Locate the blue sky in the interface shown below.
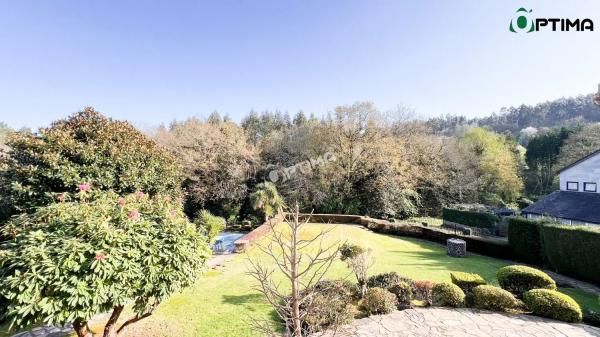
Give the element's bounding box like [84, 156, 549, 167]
[1, 0, 599, 129]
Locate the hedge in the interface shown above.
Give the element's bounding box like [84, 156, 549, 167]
[442, 208, 500, 229]
[472, 285, 521, 312]
[541, 225, 600, 285]
[507, 218, 545, 265]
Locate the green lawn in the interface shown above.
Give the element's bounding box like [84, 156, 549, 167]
[2, 223, 599, 337]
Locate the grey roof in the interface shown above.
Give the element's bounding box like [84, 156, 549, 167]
[522, 191, 600, 224]
[557, 148, 600, 173]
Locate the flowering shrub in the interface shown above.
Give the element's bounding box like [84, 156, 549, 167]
[413, 280, 437, 306]
[0, 190, 209, 337]
[0, 108, 182, 224]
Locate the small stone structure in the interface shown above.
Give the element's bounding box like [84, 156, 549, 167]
[447, 238, 467, 257]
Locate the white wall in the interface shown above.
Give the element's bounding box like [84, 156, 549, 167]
[559, 151, 600, 193]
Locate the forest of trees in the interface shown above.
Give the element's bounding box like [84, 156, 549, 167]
[1, 91, 599, 223]
[427, 93, 599, 141]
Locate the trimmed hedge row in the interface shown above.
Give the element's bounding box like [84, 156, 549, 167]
[507, 218, 545, 264]
[508, 218, 600, 285]
[542, 225, 600, 285]
[442, 208, 500, 229]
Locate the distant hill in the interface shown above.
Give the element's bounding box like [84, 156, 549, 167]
[427, 93, 600, 138]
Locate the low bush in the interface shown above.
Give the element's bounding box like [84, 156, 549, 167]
[388, 281, 413, 309]
[413, 280, 437, 306]
[432, 283, 465, 307]
[450, 272, 486, 293]
[367, 272, 400, 289]
[360, 288, 397, 315]
[339, 243, 366, 262]
[472, 285, 520, 312]
[523, 289, 582, 323]
[442, 208, 499, 229]
[507, 217, 545, 264]
[542, 225, 600, 285]
[497, 265, 556, 297]
[195, 209, 226, 242]
[300, 279, 358, 332]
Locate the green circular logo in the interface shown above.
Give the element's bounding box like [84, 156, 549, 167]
[510, 8, 534, 33]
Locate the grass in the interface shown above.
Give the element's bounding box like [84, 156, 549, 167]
[2, 223, 599, 336]
[406, 216, 443, 227]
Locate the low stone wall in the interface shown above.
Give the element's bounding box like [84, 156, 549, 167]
[233, 214, 284, 252]
[234, 212, 511, 259]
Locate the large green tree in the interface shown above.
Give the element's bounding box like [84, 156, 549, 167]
[460, 127, 523, 205]
[556, 123, 600, 171]
[0, 108, 182, 223]
[525, 126, 576, 195]
[0, 190, 209, 337]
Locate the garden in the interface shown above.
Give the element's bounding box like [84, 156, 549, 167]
[1, 109, 599, 337]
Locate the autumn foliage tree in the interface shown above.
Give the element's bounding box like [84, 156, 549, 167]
[0, 189, 209, 337]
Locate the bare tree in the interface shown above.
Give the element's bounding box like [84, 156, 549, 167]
[246, 205, 340, 337]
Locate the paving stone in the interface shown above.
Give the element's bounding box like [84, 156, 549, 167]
[313, 308, 600, 337]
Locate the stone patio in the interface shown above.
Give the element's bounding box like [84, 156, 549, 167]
[315, 308, 600, 337]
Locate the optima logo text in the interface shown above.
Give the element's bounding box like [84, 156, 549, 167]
[509, 8, 594, 33]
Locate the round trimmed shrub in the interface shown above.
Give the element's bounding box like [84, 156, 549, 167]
[367, 272, 400, 289]
[472, 285, 520, 312]
[388, 281, 413, 309]
[300, 279, 358, 332]
[360, 288, 398, 315]
[450, 272, 486, 293]
[432, 282, 466, 307]
[497, 265, 556, 297]
[523, 289, 582, 323]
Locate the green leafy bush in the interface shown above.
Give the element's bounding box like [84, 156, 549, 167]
[388, 281, 413, 309]
[541, 225, 600, 285]
[0, 190, 209, 334]
[339, 243, 366, 262]
[450, 272, 486, 293]
[0, 108, 182, 224]
[497, 265, 556, 297]
[367, 272, 401, 289]
[442, 208, 499, 229]
[472, 285, 520, 312]
[413, 280, 437, 306]
[300, 280, 357, 333]
[523, 289, 582, 323]
[195, 209, 226, 242]
[508, 217, 545, 264]
[360, 288, 397, 315]
[432, 282, 465, 307]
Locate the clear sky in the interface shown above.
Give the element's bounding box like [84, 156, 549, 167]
[1, 0, 599, 129]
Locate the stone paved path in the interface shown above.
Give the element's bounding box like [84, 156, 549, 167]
[315, 308, 600, 337]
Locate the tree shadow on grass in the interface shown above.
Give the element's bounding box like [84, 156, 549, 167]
[221, 293, 284, 332]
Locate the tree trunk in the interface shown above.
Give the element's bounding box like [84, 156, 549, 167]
[73, 318, 93, 337]
[103, 305, 124, 337]
[290, 209, 302, 337]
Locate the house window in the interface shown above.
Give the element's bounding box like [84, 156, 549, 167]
[566, 181, 579, 191]
[584, 182, 597, 192]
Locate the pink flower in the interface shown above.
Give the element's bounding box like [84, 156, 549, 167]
[78, 183, 91, 192]
[136, 191, 145, 198]
[95, 252, 107, 261]
[117, 197, 126, 206]
[170, 210, 177, 218]
[128, 209, 140, 220]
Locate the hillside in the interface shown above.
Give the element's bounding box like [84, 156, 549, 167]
[427, 93, 600, 137]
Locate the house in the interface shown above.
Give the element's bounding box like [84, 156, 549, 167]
[522, 148, 600, 226]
